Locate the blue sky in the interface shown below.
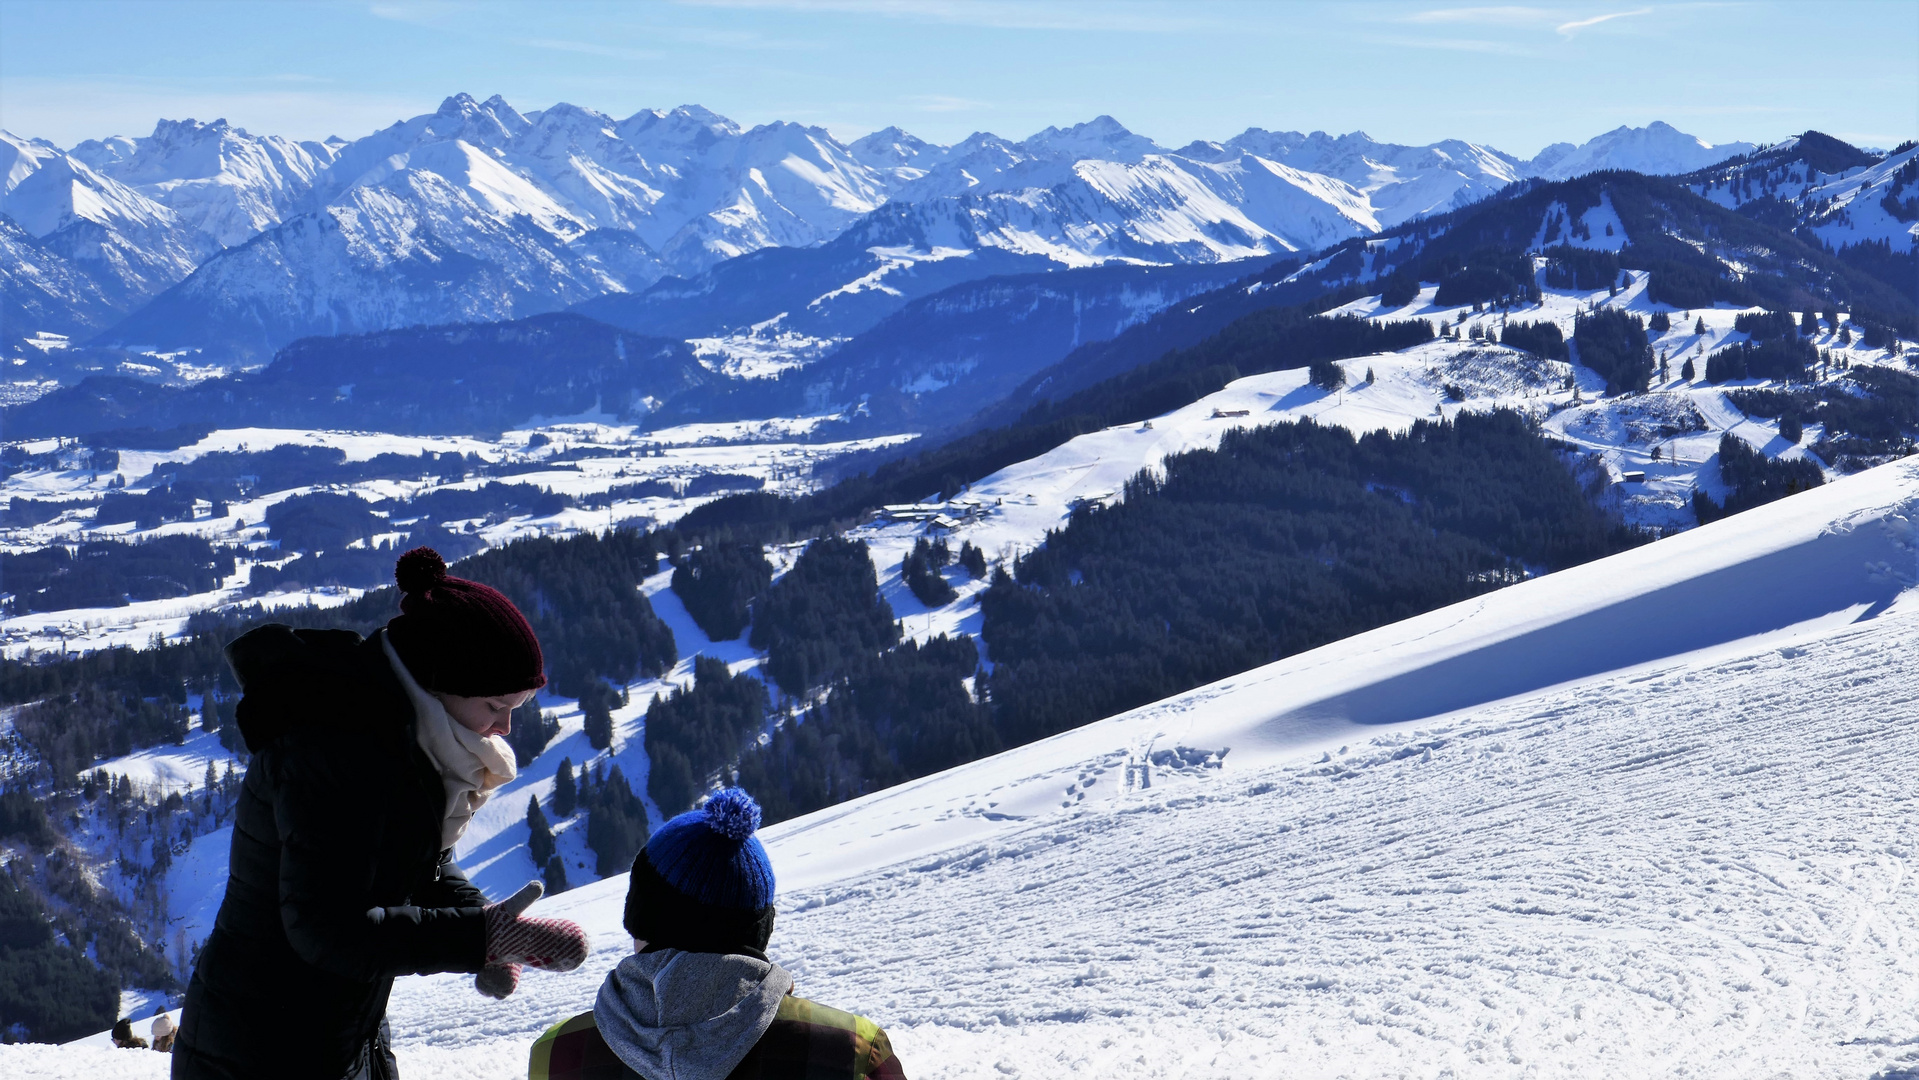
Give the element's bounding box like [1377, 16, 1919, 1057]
[2, 0, 1914, 154]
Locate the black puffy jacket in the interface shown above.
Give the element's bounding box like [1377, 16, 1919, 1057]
[173, 625, 488, 1080]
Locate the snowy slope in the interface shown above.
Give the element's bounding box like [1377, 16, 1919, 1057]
[30, 455, 1919, 1079]
[1802, 144, 1919, 253]
[71, 118, 335, 248]
[0, 213, 120, 341]
[0, 129, 204, 307]
[1688, 137, 1919, 253]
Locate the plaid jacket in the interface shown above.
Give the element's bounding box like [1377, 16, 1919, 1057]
[528, 993, 906, 1080]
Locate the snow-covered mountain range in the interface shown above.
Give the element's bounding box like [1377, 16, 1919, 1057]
[0, 99, 1758, 358]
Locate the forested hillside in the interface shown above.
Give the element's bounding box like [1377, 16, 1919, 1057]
[3, 314, 715, 439]
[980, 411, 1642, 743]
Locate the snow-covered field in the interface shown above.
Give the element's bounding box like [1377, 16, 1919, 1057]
[25, 440, 1919, 1080]
[0, 417, 912, 659]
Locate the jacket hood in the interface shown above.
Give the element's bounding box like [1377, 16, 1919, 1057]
[227, 624, 401, 752]
[593, 949, 794, 1080]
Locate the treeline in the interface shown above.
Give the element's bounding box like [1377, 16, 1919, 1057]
[736, 635, 993, 825]
[0, 442, 118, 478]
[0, 871, 120, 1043]
[643, 657, 771, 814]
[505, 699, 560, 767]
[1728, 367, 1919, 467]
[11, 689, 191, 785]
[146, 444, 478, 498]
[1574, 310, 1653, 393]
[671, 545, 772, 641]
[0, 536, 237, 615]
[527, 755, 652, 888]
[1704, 338, 1816, 383]
[3, 496, 96, 528]
[450, 530, 677, 699]
[1541, 246, 1621, 292]
[1692, 434, 1824, 522]
[1381, 171, 1914, 334]
[1431, 249, 1542, 308]
[579, 763, 649, 880]
[1501, 320, 1567, 361]
[648, 534, 916, 814]
[748, 537, 899, 697]
[979, 411, 1643, 744]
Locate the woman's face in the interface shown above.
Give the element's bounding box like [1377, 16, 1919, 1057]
[434, 689, 536, 738]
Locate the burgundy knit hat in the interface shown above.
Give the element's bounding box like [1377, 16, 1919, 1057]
[385, 547, 546, 697]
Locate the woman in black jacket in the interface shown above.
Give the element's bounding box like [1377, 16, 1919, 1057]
[173, 548, 590, 1080]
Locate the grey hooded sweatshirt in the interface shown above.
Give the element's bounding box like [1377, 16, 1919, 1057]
[594, 949, 797, 1080]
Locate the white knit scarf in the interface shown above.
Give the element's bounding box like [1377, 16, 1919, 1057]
[381, 633, 518, 850]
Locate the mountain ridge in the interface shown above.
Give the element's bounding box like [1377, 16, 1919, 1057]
[1, 105, 1772, 359]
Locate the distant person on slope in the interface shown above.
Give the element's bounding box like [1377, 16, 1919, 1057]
[527, 787, 906, 1080]
[112, 1016, 149, 1049]
[173, 547, 588, 1080]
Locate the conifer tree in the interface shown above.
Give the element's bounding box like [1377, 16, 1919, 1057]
[1308, 357, 1346, 391]
[1780, 412, 1803, 444]
[543, 854, 570, 895]
[553, 758, 577, 817]
[958, 542, 988, 579]
[526, 793, 555, 867]
[582, 679, 618, 751]
[584, 765, 649, 878]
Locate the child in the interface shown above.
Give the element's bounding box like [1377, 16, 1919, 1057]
[111, 1017, 149, 1050]
[528, 789, 905, 1079]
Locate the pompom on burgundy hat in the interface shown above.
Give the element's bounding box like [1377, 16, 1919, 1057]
[385, 547, 546, 697]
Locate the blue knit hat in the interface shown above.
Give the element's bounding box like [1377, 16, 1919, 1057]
[645, 788, 775, 908]
[625, 789, 777, 956]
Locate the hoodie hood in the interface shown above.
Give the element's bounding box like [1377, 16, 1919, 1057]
[594, 949, 795, 1080]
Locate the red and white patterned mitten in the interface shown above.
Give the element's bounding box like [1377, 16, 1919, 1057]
[483, 881, 587, 971]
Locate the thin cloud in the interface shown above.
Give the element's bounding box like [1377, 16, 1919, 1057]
[1557, 7, 1653, 35]
[1401, 4, 1668, 36]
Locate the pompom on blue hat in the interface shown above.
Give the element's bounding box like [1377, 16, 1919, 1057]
[644, 788, 776, 909]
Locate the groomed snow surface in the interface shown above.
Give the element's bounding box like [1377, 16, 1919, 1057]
[23, 453, 1919, 1079]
